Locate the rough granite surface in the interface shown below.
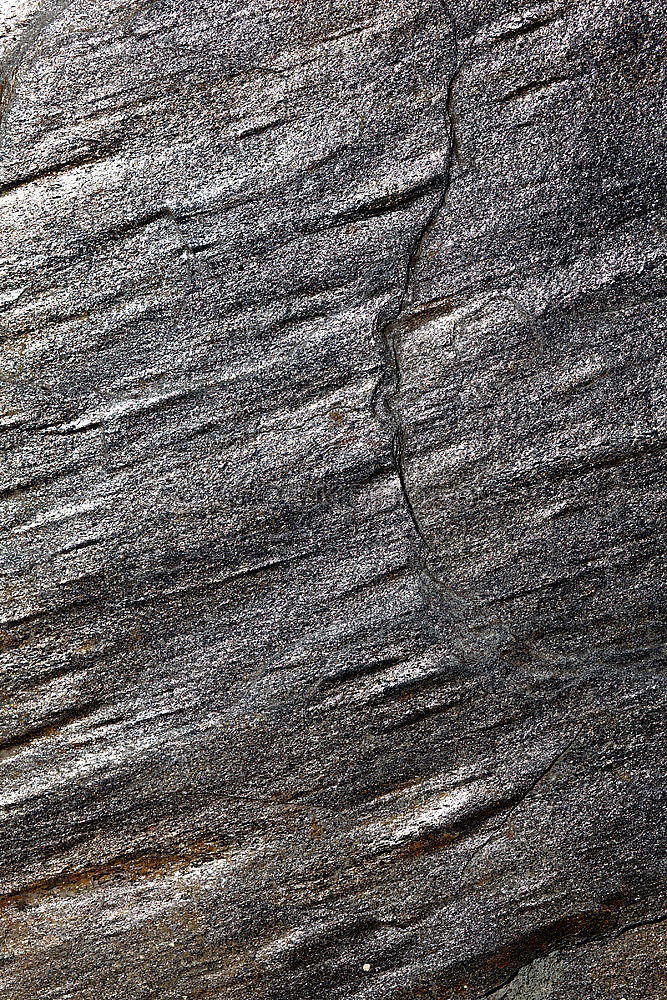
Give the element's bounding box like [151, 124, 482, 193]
[0, 1, 666, 998]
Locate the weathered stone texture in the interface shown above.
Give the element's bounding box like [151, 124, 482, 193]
[0, 1, 665, 998]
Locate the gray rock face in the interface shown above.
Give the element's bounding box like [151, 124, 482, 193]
[0, 1, 665, 997]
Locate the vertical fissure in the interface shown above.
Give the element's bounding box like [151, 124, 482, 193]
[372, 6, 462, 584]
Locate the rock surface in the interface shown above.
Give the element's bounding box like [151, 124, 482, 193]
[1, 1, 666, 997]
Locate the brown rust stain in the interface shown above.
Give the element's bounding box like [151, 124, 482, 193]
[0, 838, 228, 910]
[74, 637, 102, 654]
[310, 818, 325, 840]
[395, 829, 459, 860]
[481, 903, 627, 975]
[0, 629, 17, 654]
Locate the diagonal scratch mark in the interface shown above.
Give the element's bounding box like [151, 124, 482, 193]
[614, 912, 667, 939]
[458, 731, 581, 889]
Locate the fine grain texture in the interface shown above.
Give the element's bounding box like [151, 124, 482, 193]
[0, 1, 666, 997]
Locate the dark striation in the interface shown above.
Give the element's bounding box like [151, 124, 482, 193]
[0, 1, 666, 998]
